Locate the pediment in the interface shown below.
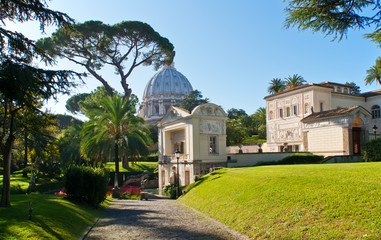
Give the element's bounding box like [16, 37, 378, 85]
[192, 103, 227, 117]
[160, 106, 190, 124]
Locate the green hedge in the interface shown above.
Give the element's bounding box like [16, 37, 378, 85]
[256, 153, 324, 166]
[362, 138, 381, 162]
[64, 165, 109, 207]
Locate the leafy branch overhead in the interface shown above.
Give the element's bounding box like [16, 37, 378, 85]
[37, 20, 175, 99]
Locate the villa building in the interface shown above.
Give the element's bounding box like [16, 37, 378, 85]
[265, 82, 381, 156]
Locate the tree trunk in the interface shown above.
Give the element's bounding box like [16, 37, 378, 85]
[114, 143, 119, 187]
[0, 116, 15, 207]
[22, 131, 28, 178]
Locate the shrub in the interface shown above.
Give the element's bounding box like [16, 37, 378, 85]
[64, 165, 109, 207]
[278, 153, 324, 164]
[362, 138, 381, 162]
[256, 153, 324, 166]
[120, 193, 140, 199]
[163, 184, 178, 199]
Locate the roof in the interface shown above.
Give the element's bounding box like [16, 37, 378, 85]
[264, 83, 331, 99]
[143, 64, 193, 99]
[319, 81, 349, 87]
[301, 105, 370, 122]
[361, 89, 381, 98]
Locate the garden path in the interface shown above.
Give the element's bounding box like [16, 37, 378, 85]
[84, 194, 250, 240]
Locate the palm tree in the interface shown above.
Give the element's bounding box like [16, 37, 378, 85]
[268, 78, 286, 94]
[365, 58, 381, 85]
[81, 94, 152, 187]
[284, 74, 306, 89]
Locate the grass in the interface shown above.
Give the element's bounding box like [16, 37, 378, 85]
[0, 194, 111, 240]
[104, 161, 158, 173]
[0, 171, 63, 194]
[179, 162, 381, 239]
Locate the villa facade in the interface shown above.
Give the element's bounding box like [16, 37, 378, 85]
[265, 82, 381, 156]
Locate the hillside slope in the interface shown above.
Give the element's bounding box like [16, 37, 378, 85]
[179, 163, 381, 239]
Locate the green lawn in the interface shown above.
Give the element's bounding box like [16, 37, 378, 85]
[104, 161, 158, 173]
[0, 171, 63, 194]
[180, 162, 381, 239]
[0, 194, 110, 240]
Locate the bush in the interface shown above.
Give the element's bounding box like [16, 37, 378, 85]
[256, 153, 324, 166]
[163, 184, 178, 199]
[362, 138, 381, 162]
[120, 193, 140, 200]
[64, 165, 109, 207]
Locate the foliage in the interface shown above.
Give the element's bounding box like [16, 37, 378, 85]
[258, 124, 267, 139]
[256, 153, 324, 166]
[163, 184, 178, 199]
[64, 165, 109, 207]
[58, 124, 85, 167]
[365, 57, 381, 86]
[284, 0, 381, 85]
[227, 108, 247, 119]
[0, 170, 64, 194]
[267, 78, 285, 94]
[226, 118, 248, 146]
[119, 193, 140, 199]
[362, 138, 381, 162]
[0, 0, 81, 207]
[178, 89, 209, 112]
[37, 20, 175, 99]
[0, 194, 109, 239]
[80, 95, 152, 186]
[345, 81, 361, 95]
[0, 0, 73, 64]
[104, 161, 158, 173]
[55, 114, 83, 130]
[226, 107, 266, 146]
[180, 163, 381, 239]
[65, 93, 90, 114]
[284, 0, 381, 41]
[284, 74, 306, 89]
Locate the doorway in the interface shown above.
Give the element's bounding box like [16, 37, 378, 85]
[352, 127, 361, 155]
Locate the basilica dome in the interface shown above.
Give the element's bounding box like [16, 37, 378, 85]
[139, 64, 193, 124]
[143, 64, 193, 99]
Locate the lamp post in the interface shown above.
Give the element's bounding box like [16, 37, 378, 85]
[175, 149, 180, 198]
[373, 125, 378, 140]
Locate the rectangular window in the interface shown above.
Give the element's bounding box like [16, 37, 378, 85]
[293, 105, 298, 115]
[286, 107, 291, 117]
[279, 109, 283, 118]
[320, 102, 324, 112]
[209, 136, 217, 153]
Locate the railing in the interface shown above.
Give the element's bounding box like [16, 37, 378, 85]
[162, 154, 189, 163]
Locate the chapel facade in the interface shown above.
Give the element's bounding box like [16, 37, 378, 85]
[157, 103, 228, 191]
[265, 82, 381, 156]
[138, 64, 193, 125]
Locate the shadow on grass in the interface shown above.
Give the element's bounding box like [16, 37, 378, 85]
[183, 169, 227, 194]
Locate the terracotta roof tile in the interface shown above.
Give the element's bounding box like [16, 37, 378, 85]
[301, 106, 368, 122]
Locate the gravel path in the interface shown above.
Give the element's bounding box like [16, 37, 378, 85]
[84, 194, 250, 240]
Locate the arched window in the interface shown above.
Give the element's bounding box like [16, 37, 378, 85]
[372, 105, 381, 119]
[269, 111, 273, 120]
[304, 103, 309, 114]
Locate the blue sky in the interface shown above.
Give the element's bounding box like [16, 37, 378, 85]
[5, 0, 381, 116]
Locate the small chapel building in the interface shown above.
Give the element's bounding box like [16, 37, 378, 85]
[157, 103, 228, 191]
[265, 82, 381, 156]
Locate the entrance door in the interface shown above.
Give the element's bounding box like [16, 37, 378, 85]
[352, 127, 361, 155]
[185, 170, 190, 185]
